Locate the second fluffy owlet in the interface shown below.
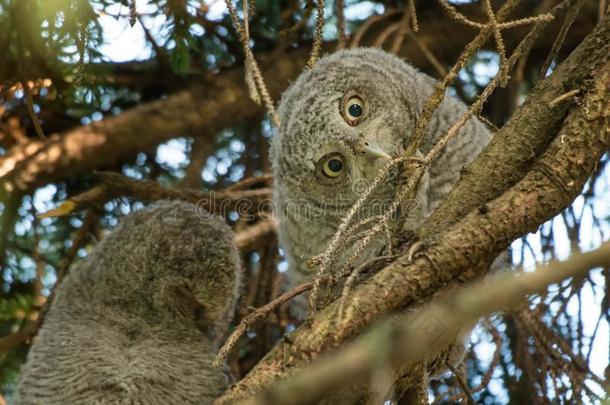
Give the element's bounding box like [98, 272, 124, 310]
[14, 200, 241, 405]
[271, 48, 492, 313]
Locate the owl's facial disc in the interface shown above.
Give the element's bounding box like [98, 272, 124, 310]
[273, 52, 411, 207]
[313, 90, 393, 184]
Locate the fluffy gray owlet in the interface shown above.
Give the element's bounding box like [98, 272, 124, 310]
[14, 200, 241, 405]
[271, 48, 492, 314]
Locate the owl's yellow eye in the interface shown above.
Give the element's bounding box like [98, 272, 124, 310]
[321, 154, 345, 178]
[341, 94, 365, 126]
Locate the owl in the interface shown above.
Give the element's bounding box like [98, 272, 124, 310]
[271, 47, 492, 313]
[14, 200, 242, 405]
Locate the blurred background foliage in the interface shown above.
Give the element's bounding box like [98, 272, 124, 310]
[0, 0, 608, 403]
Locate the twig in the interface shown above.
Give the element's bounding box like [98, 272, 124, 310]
[243, 0, 250, 43]
[307, 0, 325, 68]
[389, 1, 418, 54]
[337, 254, 399, 319]
[477, 114, 499, 132]
[548, 89, 580, 107]
[38, 171, 272, 219]
[307, 158, 423, 313]
[423, 1, 562, 165]
[38, 185, 110, 219]
[22, 82, 46, 140]
[445, 362, 476, 405]
[407, 31, 447, 77]
[0, 322, 38, 353]
[279, 0, 314, 39]
[475, 321, 503, 391]
[437, 0, 485, 28]
[372, 23, 401, 48]
[409, 0, 521, 155]
[224, 0, 281, 127]
[540, 0, 586, 78]
[55, 209, 97, 283]
[484, 0, 509, 84]
[180, 137, 215, 189]
[336, 0, 346, 49]
[408, 0, 418, 32]
[350, 9, 401, 48]
[129, 0, 136, 27]
[436, 320, 502, 404]
[225, 174, 273, 191]
[498, 13, 554, 29]
[389, 8, 410, 54]
[137, 14, 171, 72]
[234, 219, 278, 250]
[214, 280, 314, 367]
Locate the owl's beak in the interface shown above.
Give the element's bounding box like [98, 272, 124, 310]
[355, 139, 392, 161]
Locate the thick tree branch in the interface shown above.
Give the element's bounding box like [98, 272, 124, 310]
[0, 50, 304, 193]
[216, 17, 610, 403]
[234, 219, 278, 251]
[39, 171, 272, 218]
[421, 13, 610, 239]
[240, 242, 610, 405]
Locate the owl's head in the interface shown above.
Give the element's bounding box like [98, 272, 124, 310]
[271, 48, 432, 211]
[81, 200, 241, 340]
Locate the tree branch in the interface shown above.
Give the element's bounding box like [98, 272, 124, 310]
[39, 171, 272, 219]
[239, 242, 610, 405]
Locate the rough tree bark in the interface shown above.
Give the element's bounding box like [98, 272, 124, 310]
[239, 242, 610, 405]
[215, 15, 610, 403]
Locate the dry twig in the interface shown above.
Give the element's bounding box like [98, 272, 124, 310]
[336, 0, 347, 49]
[548, 89, 581, 107]
[445, 362, 476, 405]
[214, 280, 313, 367]
[22, 82, 46, 140]
[234, 219, 278, 250]
[407, 31, 447, 77]
[540, 0, 586, 78]
[350, 9, 401, 48]
[307, 0, 325, 68]
[224, 0, 281, 127]
[38, 171, 272, 219]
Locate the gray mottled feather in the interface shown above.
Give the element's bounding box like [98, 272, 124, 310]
[14, 200, 241, 405]
[271, 47, 491, 311]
